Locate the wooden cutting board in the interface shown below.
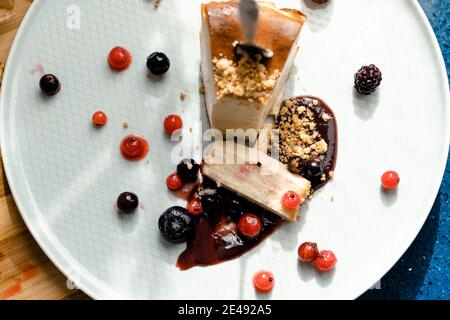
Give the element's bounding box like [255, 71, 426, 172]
[0, 0, 89, 300]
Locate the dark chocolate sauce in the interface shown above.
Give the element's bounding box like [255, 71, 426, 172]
[176, 96, 338, 270]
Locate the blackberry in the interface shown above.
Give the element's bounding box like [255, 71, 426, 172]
[354, 64, 382, 95]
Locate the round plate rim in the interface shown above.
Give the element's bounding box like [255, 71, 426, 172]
[0, 0, 448, 300]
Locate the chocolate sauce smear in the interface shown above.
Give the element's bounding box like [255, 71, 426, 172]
[177, 187, 282, 270]
[176, 96, 338, 270]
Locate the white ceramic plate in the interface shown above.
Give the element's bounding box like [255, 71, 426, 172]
[1, 0, 448, 300]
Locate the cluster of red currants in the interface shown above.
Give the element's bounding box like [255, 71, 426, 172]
[298, 242, 337, 272]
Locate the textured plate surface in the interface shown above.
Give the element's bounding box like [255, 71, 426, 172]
[0, 0, 448, 299]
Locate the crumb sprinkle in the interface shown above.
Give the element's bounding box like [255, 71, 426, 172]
[212, 55, 280, 105]
[123, 121, 129, 129]
[273, 98, 329, 163]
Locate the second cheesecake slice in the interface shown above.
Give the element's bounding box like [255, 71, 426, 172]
[202, 141, 311, 222]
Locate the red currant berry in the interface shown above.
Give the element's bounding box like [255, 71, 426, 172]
[282, 191, 301, 211]
[108, 46, 132, 71]
[238, 213, 262, 238]
[381, 171, 400, 190]
[121, 135, 144, 157]
[164, 115, 183, 135]
[298, 242, 319, 263]
[253, 270, 275, 293]
[92, 111, 107, 127]
[166, 173, 184, 191]
[315, 250, 337, 272]
[187, 199, 203, 216]
[120, 135, 149, 161]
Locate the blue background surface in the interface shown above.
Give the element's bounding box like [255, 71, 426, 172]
[360, 0, 449, 300]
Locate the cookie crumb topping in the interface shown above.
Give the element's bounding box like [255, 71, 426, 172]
[212, 55, 280, 105]
[274, 98, 330, 164]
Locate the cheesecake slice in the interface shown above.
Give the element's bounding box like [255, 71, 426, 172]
[202, 141, 311, 222]
[200, 1, 306, 134]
